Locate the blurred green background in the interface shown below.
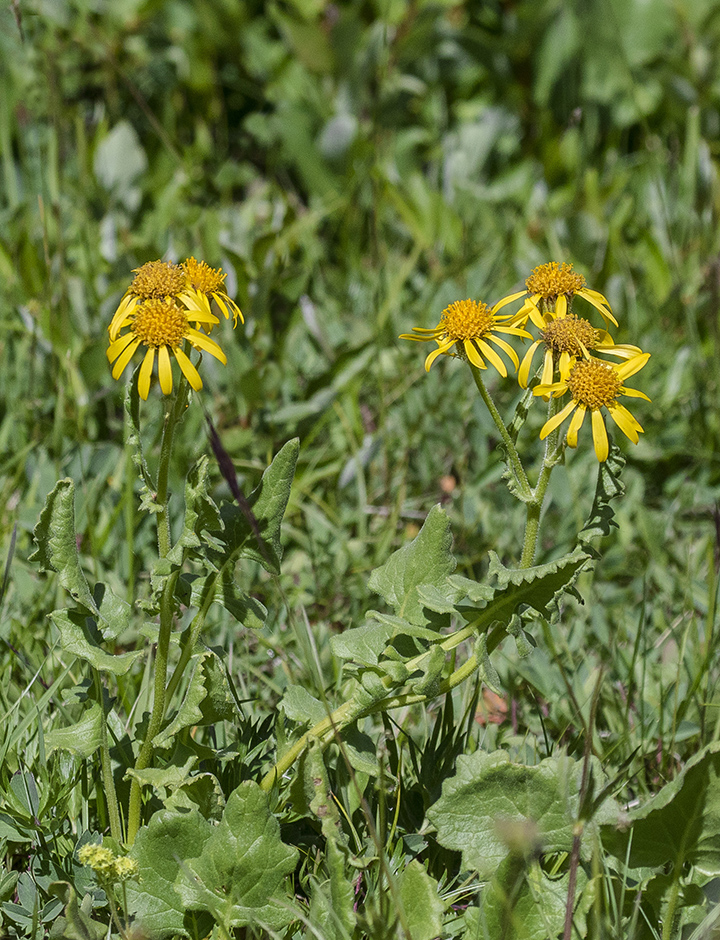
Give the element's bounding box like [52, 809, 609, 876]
[1, 0, 719, 767]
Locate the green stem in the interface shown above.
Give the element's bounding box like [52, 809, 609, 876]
[260, 621, 507, 792]
[662, 876, 681, 940]
[155, 378, 188, 558]
[469, 364, 532, 501]
[520, 395, 563, 568]
[127, 568, 180, 843]
[95, 672, 123, 843]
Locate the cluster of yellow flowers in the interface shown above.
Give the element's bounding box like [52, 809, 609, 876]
[401, 262, 650, 462]
[77, 844, 138, 884]
[107, 258, 242, 400]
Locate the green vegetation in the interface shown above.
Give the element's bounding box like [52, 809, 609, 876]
[0, 1, 719, 937]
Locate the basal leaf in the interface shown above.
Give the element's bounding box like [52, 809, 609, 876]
[367, 505, 456, 626]
[428, 750, 618, 880]
[50, 610, 142, 676]
[44, 705, 103, 759]
[48, 882, 106, 940]
[281, 685, 327, 727]
[398, 861, 444, 940]
[174, 781, 298, 930]
[127, 808, 213, 939]
[601, 741, 720, 875]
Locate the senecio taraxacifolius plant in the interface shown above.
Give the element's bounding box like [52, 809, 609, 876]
[30, 259, 656, 937]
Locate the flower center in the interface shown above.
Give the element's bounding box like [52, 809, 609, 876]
[567, 358, 622, 410]
[542, 315, 598, 355]
[183, 257, 226, 294]
[526, 262, 585, 299]
[441, 299, 494, 341]
[130, 261, 186, 299]
[132, 299, 188, 347]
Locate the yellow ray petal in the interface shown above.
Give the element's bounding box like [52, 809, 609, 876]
[107, 331, 137, 364]
[487, 333, 520, 369]
[579, 290, 619, 327]
[158, 345, 173, 395]
[540, 400, 577, 439]
[559, 350, 573, 380]
[173, 346, 203, 391]
[108, 294, 137, 341]
[138, 347, 155, 400]
[617, 353, 650, 381]
[475, 338, 507, 377]
[619, 386, 651, 401]
[491, 290, 527, 314]
[608, 403, 644, 441]
[591, 408, 609, 461]
[425, 340, 455, 371]
[541, 348, 554, 385]
[518, 341, 541, 388]
[186, 329, 228, 364]
[111, 337, 142, 379]
[555, 294, 567, 318]
[566, 403, 586, 448]
[464, 338, 486, 369]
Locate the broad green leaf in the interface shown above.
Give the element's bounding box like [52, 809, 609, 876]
[48, 882, 106, 940]
[367, 505, 456, 626]
[281, 685, 327, 726]
[602, 741, 720, 875]
[125, 752, 197, 795]
[50, 610, 142, 676]
[44, 705, 103, 758]
[30, 479, 131, 638]
[174, 781, 299, 930]
[331, 613, 444, 666]
[167, 456, 223, 565]
[127, 808, 212, 939]
[153, 651, 236, 750]
[208, 438, 299, 576]
[164, 773, 226, 822]
[478, 856, 585, 940]
[428, 750, 618, 880]
[398, 861, 444, 940]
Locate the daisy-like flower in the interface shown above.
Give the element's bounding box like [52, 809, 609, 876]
[183, 257, 243, 326]
[502, 262, 618, 331]
[107, 295, 227, 400]
[108, 260, 211, 343]
[400, 298, 531, 376]
[518, 313, 643, 388]
[534, 353, 651, 462]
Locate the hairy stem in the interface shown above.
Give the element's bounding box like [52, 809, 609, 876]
[95, 672, 123, 843]
[520, 394, 562, 567]
[469, 364, 532, 501]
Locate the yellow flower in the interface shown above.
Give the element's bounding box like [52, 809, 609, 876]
[182, 257, 243, 326]
[108, 261, 211, 343]
[501, 262, 618, 330]
[518, 313, 643, 388]
[534, 353, 651, 462]
[400, 299, 531, 376]
[107, 296, 227, 400]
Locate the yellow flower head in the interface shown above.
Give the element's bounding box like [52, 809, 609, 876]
[499, 262, 618, 331]
[534, 353, 651, 462]
[107, 296, 227, 400]
[400, 298, 531, 376]
[518, 313, 643, 388]
[108, 261, 212, 343]
[183, 257, 243, 326]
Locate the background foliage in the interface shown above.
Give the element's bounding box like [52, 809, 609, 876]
[0, 0, 719, 937]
